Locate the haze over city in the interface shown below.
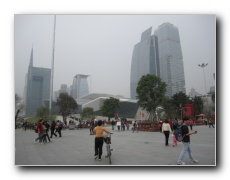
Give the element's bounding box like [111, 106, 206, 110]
[14, 15, 215, 99]
[2, 0, 229, 178]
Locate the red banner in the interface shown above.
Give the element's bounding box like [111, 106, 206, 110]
[182, 104, 194, 119]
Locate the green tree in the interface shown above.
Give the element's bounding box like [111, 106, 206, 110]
[36, 106, 50, 120]
[26, 116, 39, 124]
[161, 97, 177, 120]
[100, 97, 120, 122]
[56, 93, 78, 124]
[171, 92, 190, 117]
[136, 74, 166, 121]
[193, 96, 204, 116]
[81, 107, 96, 121]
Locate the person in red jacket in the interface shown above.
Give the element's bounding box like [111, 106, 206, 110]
[34, 119, 43, 144]
[168, 119, 173, 130]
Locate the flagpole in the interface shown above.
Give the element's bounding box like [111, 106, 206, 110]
[49, 15, 56, 124]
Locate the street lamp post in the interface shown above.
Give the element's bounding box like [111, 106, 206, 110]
[198, 63, 208, 114]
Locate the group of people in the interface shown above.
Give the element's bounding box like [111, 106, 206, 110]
[21, 121, 36, 131]
[34, 119, 63, 144]
[161, 118, 199, 165]
[32, 116, 212, 164]
[110, 118, 132, 131]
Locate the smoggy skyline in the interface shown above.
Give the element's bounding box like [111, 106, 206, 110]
[15, 15, 215, 99]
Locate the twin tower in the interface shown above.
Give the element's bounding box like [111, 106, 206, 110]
[130, 22, 186, 99]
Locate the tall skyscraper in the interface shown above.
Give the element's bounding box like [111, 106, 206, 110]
[71, 74, 90, 99]
[130, 23, 185, 99]
[24, 48, 51, 116]
[130, 27, 160, 99]
[154, 23, 185, 97]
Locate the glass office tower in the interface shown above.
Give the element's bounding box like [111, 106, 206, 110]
[130, 27, 160, 99]
[24, 48, 51, 116]
[130, 23, 185, 99]
[154, 23, 185, 97]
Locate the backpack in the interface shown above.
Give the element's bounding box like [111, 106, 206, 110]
[173, 125, 185, 142]
[58, 123, 63, 128]
[173, 120, 178, 126]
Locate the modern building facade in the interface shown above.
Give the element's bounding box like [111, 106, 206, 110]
[24, 48, 51, 116]
[154, 23, 185, 97]
[71, 74, 90, 99]
[130, 23, 185, 99]
[82, 95, 139, 119]
[130, 27, 160, 99]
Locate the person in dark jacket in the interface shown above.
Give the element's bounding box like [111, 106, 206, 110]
[57, 121, 63, 137]
[89, 120, 94, 135]
[111, 119, 115, 130]
[177, 118, 199, 165]
[50, 120, 57, 138]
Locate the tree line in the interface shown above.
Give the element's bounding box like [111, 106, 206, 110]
[15, 74, 215, 125]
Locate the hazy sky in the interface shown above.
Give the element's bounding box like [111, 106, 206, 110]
[2, 0, 229, 178]
[14, 15, 215, 98]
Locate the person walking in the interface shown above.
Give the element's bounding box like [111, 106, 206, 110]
[121, 119, 125, 131]
[162, 119, 172, 146]
[50, 120, 57, 138]
[177, 118, 199, 165]
[132, 121, 138, 133]
[34, 119, 43, 144]
[89, 120, 94, 135]
[103, 119, 107, 127]
[116, 119, 121, 131]
[208, 118, 215, 128]
[42, 122, 47, 142]
[57, 121, 63, 137]
[172, 118, 178, 131]
[111, 119, 115, 130]
[93, 120, 113, 161]
[189, 119, 194, 130]
[43, 121, 51, 142]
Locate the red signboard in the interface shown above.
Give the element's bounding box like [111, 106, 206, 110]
[182, 104, 194, 119]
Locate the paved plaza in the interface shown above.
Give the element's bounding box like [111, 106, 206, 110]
[15, 125, 216, 166]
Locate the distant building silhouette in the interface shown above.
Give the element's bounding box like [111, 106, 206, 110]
[189, 88, 202, 98]
[54, 84, 68, 100]
[24, 48, 51, 116]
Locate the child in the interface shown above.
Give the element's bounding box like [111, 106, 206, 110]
[172, 133, 177, 147]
